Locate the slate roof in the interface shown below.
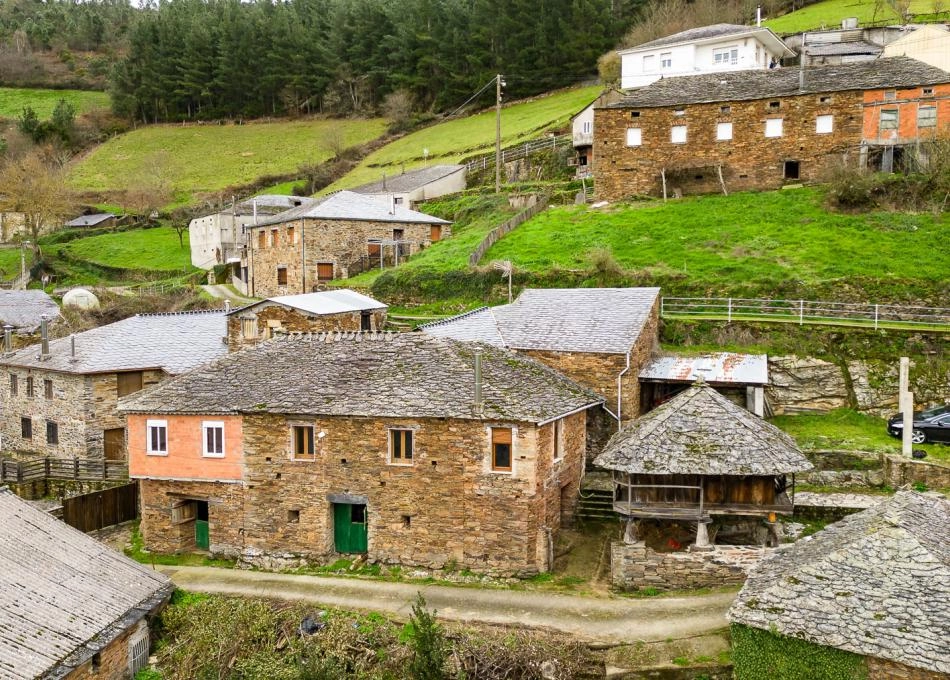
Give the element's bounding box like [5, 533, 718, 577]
[0, 290, 60, 332]
[0, 310, 227, 375]
[230, 289, 387, 317]
[420, 288, 660, 354]
[607, 57, 950, 108]
[119, 332, 603, 424]
[350, 165, 466, 194]
[594, 383, 812, 475]
[64, 213, 115, 228]
[235, 194, 306, 216]
[250, 190, 450, 228]
[623, 24, 761, 51]
[729, 492, 950, 674]
[0, 487, 172, 679]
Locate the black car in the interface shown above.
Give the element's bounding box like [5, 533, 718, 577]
[887, 404, 950, 444]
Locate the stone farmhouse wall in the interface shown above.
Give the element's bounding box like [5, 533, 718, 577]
[866, 656, 949, 680]
[248, 217, 441, 298]
[611, 541, 768, 591]
[2, 366, 164, 458]
[138, 411, 586, 576]
[64, 619, 147, 680]
[227, 304, 387, 351]
[594, 90, 864, 200]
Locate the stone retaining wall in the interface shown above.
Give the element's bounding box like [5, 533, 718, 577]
[611, 541, 769, 591]
[884, 454, 950, 490]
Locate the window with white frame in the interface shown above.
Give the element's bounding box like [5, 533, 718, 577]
[880, 108, 898, 130]
[716, 122, 733, 141]
[713, 46, 738, 65]
[147, 420, 168, 455]
[765, 118, 783, 138]
[626, 127, 642, 146]
[582, 120, 592, 134]
[642, 54, 655, 71]
[816, 114, 834, 134]
[202, 421, 225, 457]
[552, 419, 563, 462]
[671, 125, 687, 144]
[660, 52, 672, 69]
[918, 105, 936, 128]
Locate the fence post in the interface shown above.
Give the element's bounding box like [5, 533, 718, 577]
[799, 299, 804, 325]
[727, 298, 732, 323]
[874, 304, 879, 330]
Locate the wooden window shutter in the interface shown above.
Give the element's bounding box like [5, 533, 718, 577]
[491, 428, 512, 445]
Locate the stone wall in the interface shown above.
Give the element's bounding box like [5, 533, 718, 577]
[611, 541, 768, 591]
[227, 304, 387, 351]
[866, 656, 948, 680]
[86, 370, 165, 458]
[248, 217, 440, 298]
[594, 90, 864, 201]
[65, 619, 146, 680]
[883, 455, 950, 490]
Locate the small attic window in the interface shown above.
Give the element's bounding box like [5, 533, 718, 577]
[819, 95, 832, 104]
[630, 111, 640, 118]
[922, 87, 934, 97]
[720, 105, 731, 114]
[768, 101, 781, 109]
[884, 89, 897, 101]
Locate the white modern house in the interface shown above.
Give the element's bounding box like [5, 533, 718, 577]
[619, 24, 793, 89]
[882, 24, 950, 72]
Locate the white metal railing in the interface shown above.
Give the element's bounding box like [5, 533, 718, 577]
[661, 297, 950, 330]
[463, 134, 571, 172]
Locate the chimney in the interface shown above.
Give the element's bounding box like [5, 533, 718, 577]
[253, 199, 258, 225]
[756, 4, 762, 26]
[390, 194, 396, 215]
[474, 349, 483, 415]
[70, 335, 76, 361]
[3, 325, 12, 353]
[224, 300, 231, 313]
[40, 315, 50, 358]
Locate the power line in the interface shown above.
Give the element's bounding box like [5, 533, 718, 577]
[444, 77, 498, 119]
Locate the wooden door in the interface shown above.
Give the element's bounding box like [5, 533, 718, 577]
[104, 428, 126, 461]
[333, 503, 367, 553]
[430, 225, 442, 242]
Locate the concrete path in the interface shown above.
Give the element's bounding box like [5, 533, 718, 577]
[158, 566, 734, 643]
[201, 284, 255, 306]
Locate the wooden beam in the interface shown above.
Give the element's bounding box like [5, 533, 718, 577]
[717, 164, 728, 196]
[661, 168, 667, 202]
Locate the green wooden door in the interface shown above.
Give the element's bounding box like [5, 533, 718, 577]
[333, 503, 367, 553]
[195, 520, 210, 550]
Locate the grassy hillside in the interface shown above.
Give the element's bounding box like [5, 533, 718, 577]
[0, 249, 23, 280]
[765, 0, 941, 33]
[58, 227, 194, 272]
[324, 86, 601, 193]
[68, 117, 388, 205]
[0, 87, 109, 118]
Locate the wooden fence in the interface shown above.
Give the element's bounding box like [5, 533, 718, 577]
[462, 134, 570, 173]
[0, 457, 129, 484]
[61, 482, 139, 533]
[468, 194, 549, 267]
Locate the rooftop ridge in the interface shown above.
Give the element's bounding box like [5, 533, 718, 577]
[418, 307, 491, 330]
[135, 309, 226, 318]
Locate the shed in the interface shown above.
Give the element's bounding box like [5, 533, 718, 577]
[639, 352, 768, 415]
[64, 212, 117, 229]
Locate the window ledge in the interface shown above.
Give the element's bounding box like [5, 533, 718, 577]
[146, 451, 169, 457]
[202, 452, 226, 459]
[388, 461, 414, 467]
[488, 469, 513, 475]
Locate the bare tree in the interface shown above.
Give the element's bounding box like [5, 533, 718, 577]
[321, 126, 347, 159]
[0, 152, 73, 255]
[124, 150, 173, 226]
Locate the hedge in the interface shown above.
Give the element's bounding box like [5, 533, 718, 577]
[731, 624, 869, 680]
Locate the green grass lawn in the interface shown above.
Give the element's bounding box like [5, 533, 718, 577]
[0, 249, 24, 280]
[0, 87, 109, 119]
[68, 117, 388, 204]
[765, 0, 941, 33]
[60, 227, 194, 272]
[325, 86, 601, 193]
[771, 408, 948, 463]
[483, 188, 948, 290]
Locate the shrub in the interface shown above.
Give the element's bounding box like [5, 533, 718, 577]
[406, 593, 448, 680]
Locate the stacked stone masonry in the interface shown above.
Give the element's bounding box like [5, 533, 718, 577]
[611, 541, 769, 591]
[227, 305, 387, 351]
[866, 657, 950, 680]
[65, 621, 145, 680]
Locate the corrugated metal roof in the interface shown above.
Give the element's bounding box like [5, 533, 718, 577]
[231, 290, 387, 316]
[639, 353, 768, 385]
[0, 488, 172, 679]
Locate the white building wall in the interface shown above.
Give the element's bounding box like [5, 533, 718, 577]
[189, 213, 244, 269]
[573, 104, 595, 147]
[882, 25, 950, 72]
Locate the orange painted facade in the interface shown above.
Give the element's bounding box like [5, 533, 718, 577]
[863, 83, 950, 144]
[128, 414, 244, 481]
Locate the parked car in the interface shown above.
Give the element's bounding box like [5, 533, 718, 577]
[887, 404, 950, 443]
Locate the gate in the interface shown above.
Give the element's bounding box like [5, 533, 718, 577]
[61, 482, 139, 533]
[333, 503, 368, 553]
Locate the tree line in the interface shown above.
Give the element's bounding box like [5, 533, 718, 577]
[109, 0, 646, 123]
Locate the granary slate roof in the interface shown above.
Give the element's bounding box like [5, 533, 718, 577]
[621, 24, 771, 52]
[230, 289, 387, 317]
[64, 212, 115, 228]
[0, 487, 172, 679]
[0, 290, 60, 332]
[594, 383, 812, 475]
[119, 332, 603, 424]
[0, 309, 227, 375]
[729, 492, 950, 674]
[420, 288, 660, 354]
[250, 190, 450, 228]
[349, 165, 466, 194]
[607, 57, 950, 108]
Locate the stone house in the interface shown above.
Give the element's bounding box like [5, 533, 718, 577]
[0, 487, 173, 678]
[0, 289, 60, 335]
[594, 57, 950, 200]
[729, 491, 949, 679]
[121, 332, 601, 576]
[246, 190, 450, 298]
[420, 288, 661, 444]
[0, 310, 227, 460]
[618, 23, 792, 90]
[227, 289, 387, 351]
[595, 383, 812, 591]
[349, 164, 467, 208]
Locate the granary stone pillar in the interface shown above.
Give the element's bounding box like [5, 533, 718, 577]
[695, 520, 712, 549]
[623, 519, 640, 544]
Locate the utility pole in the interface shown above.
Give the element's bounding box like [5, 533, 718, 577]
[899, 356, 914, 457]
[495, 74, 504, 194]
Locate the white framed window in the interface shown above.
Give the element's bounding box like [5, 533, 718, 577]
[202, 421, 225, 458]
[552, 419, 563, 462]
[671, 125, 687, 144]
[713, 46, 738, 65]
[765, 118, 783, 138]
[918, 105, 936, 128]
[816, 114, 834, 134]
[146, 419, 168, 456]
[660, 52, 672, 69]
[642, 54, 655, 71]
[625, 127, 642, 146]
[582, 120, 592, 134]
[880, 109, 898, 130]
[389, 428, 414, 465]
[716, 122, 733, 141]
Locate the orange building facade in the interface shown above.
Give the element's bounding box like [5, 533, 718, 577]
[128, 414, 244, 481]
[861, 82, 949, 171]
